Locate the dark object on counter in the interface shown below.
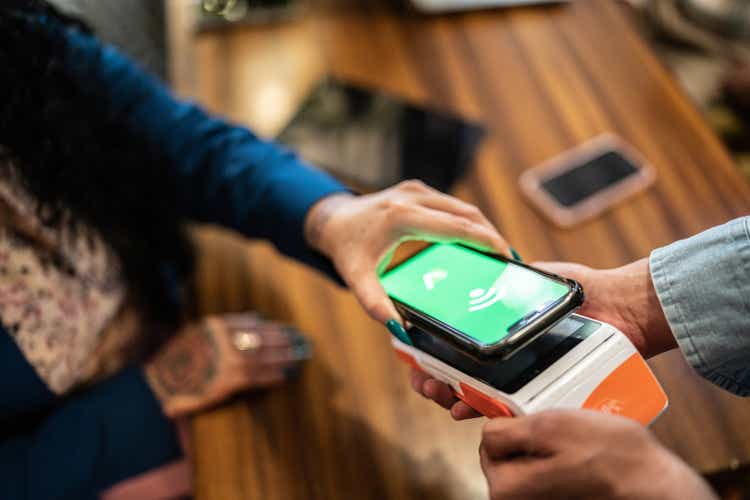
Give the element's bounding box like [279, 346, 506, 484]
[278, 77, 485, 192]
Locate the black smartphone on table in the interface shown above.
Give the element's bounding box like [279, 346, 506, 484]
[520, 135, 655, 227]
[277, 78, 485, 192]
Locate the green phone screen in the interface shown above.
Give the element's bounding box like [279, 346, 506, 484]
[380, 244, 570, 345]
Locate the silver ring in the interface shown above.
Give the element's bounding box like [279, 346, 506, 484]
[232, 330, 262, 353]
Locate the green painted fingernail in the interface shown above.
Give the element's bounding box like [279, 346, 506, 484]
[510, 247, 523, 262]
[386, 319, 412, 345]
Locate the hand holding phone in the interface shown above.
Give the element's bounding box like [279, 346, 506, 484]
[304, 181, 511, 325]
[380, 243, 583, 356]
[380, 243, 667, 424]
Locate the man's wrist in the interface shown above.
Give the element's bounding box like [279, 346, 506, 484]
[613, 258, 676, 358]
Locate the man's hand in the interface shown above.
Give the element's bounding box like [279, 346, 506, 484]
[533, 259, 676, 358]
[304, 180, 510, 323]
[479, 410, 716, 500]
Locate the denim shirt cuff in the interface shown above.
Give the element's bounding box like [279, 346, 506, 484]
[649, 217, 750, 396]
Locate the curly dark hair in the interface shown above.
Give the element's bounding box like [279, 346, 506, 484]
[0, 0, 194, 350]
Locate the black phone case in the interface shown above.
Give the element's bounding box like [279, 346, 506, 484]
[387, 244, 584, 359]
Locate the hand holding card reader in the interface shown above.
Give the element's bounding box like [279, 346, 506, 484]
[380, 243, 668, 425]
[393, 316, 668, 425]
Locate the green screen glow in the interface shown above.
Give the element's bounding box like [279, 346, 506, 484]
[380, 244, 570, 345]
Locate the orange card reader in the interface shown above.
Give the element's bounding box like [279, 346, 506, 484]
[393, 314, 667, 425]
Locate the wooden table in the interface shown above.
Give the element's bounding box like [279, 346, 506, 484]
[165, 1, 750, 498]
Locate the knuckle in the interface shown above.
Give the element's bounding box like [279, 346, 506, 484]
[357, 294, 380, 317]
[529, 415, 556, 440]
[363, 301, 380, 317]
[455, 217, 475, 234]
[621, 416, 646, 435]
[482, 419, 503, 437]
[398, 179, 428, 191]
[482, 421, 524, 449]
[466, 204, 482, 216]
[451, 405, 466, 420]
[620, 419, 652, 446]
[535, 410, 570, 432]
[381, 199, 410, 216]
[482, 418, 517, 441]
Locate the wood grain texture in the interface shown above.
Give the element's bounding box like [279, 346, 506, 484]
[166, 1, 750, 498]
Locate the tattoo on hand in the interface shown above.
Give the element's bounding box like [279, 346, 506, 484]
[151, 324, 218, 397]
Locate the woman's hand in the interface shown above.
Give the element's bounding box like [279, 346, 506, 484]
[304, 180, 510, 323]
[411, 258, 679, 421]
[144, 313, 309, 418]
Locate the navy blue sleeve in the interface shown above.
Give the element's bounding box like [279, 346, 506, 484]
[0, 326, 55, 419]
[0, 366, 181, 500]
[63, 26, 349, 277]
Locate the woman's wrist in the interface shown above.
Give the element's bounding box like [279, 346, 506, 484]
[304, 193, 355, 257]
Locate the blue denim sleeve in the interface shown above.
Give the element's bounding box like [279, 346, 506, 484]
[62, 27, 348, 279]
[649, 216, 750, 396]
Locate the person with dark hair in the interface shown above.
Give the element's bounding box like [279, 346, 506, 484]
[0, 2, 510, 498]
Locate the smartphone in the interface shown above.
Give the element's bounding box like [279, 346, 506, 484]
[379, 243, 583, 356]
[519, 134, 655, 227]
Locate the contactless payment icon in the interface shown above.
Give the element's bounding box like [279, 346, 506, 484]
[468, 273, 507, 312]
[422, 269, 447, 291]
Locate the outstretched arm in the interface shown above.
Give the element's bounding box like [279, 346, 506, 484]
[58, 23, 511, 324]
[62, 25, 348, 276]
[540, 217, 750, 395]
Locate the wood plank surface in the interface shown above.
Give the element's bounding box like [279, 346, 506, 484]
[166, 1, 750, 498]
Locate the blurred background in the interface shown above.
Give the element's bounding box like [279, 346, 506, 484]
[45, 0, 750, 187]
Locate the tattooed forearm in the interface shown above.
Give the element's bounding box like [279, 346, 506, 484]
[304, 193, 353, 254]
[148, 324, 218, 399]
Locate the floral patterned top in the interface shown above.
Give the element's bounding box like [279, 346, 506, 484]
[0, 171, 139, 395]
